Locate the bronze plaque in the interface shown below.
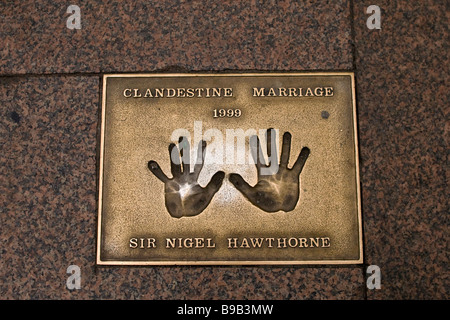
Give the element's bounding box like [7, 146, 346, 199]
[97, 73, 362, 265]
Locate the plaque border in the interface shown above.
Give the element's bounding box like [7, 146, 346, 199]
[96, 72, 363, 266]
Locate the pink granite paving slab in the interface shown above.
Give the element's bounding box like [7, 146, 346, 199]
[354, 0, 448, 299]
[0, 0, 353, 75]
[0, 76, 364, 299]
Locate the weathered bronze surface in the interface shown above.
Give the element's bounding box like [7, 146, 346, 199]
[97, 73, 362, 265]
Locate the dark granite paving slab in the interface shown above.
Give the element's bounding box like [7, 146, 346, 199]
[0, 76, 364, 299]
[353, 1, 448, 299]
[0, 0, 353, 75]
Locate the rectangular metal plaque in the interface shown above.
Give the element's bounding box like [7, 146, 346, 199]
[97, 73, 362, 265]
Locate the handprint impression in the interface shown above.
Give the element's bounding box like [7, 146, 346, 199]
[229, 129, 310, 213]
[148, 137, 225, 218]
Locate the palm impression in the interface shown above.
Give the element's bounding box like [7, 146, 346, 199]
[148, 137, 225, 218]
[229, 128, 310, 213]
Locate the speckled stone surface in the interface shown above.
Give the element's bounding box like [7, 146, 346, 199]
[0, 77, 365, 299]
[0, 0, 448, 300]
[354, 1, 448, 299]
[0, 0, 353, 75]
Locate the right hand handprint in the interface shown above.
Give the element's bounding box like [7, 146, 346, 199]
[148, 137, 225, 218]
[229, 129, 310, 213]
